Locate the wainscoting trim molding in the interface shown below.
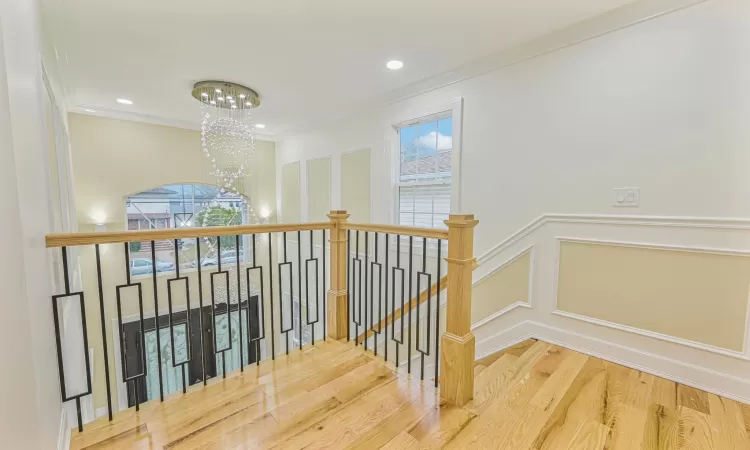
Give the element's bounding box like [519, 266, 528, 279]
[552, 236, 750, 359]
[477, 213, 750, 265]
[551, 310, 750, 362]
[557, 236, 750, 258]
[472, 302, 531, 331]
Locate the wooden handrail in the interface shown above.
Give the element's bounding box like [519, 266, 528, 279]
[343, 222, 449, 240]
[45, 222, 333, 248]
[357, 274, 449, 342]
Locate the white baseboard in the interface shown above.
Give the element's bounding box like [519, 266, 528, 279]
[474, 319, 750, 405]
[57, 408, 70, 450]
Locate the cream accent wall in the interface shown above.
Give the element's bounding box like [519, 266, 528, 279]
[341, 149, 371, 222]
[67, 113, 279, 412]
[68, 113, 277, 228]
[471, 250, 531, 324]
[307, 157, 331, 222]
[281, 162, 301, 223]
[557, 241, 750, 352]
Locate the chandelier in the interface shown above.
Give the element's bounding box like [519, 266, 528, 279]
[191, 81, 260, 192]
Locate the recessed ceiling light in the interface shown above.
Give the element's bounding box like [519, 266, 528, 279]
[201, 92, 208, 98]
[386, 60, 404, 70]
[215, 89, 222, 94]
[254, 123, 266, 129]
[226, 95, 233, 100]
[210, 100, 216, 105]
[217, 96, 224, 101]
[231, 105, 237, 109]
[116, 98, 133, 105]
[245, 101, 252, 106]
[239, 94, 246, 99]
[83, 108, 96, 113]
[229, 99, 235, 104]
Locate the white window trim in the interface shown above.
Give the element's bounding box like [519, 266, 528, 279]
[387, 98, 464, 227]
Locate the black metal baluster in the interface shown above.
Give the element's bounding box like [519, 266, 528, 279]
[369, 233, 383, 357]
[95, 244, 113, 421]
[416, 237, 431, 380]
[384, 234, 389, 363]
[364, 232, 369, 351]
[353, 231, 361, 346]
[305, 230, 320, 346]
[322, 229, 327, 341]
[150, 241, 164, 401]
[115, 243, 147, 412]
[210, 240, 232, 378]
[52, 246, 92, 432]
[297, 230, 303, 349]
[407, 236, 413, 374]
[196, 239, 207, 385]
[246, 235, 265, 366]
[167, 239, 192, 394]
[236, 235, 244, 371]
[279, 232, 293, 355]
[390, 236, 404, 369]
[268, 233, 276, 359]
[435, 239, 442, 387]
[346, 229, 351, 341]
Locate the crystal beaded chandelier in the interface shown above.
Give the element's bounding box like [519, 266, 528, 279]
[191, 81, 260, 192]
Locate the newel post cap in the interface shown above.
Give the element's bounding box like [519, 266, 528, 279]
[444, 214, 478, 228]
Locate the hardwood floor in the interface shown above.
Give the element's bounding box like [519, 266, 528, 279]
[70, 339, 750, 449]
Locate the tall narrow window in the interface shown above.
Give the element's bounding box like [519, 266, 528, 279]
[397, 113, 452, 228]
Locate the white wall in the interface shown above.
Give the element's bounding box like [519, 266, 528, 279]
[280, 0, 750, 253]
[0, 0, 65, 447]
[278, 0, 750, 400]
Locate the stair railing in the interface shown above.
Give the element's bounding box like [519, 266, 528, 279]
[45, 210, 477, 433]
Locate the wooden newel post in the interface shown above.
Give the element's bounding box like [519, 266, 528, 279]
[327, 210, 350, 340]
[440, 214, 479, 406]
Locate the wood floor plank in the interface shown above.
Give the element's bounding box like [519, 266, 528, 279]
[445, 344, 569, 449]
[651, 376, 677, 410]
[706, 393, 750, 449]
[642, 404, 680, 450]
[407, 401, 476, 448]
[740, 402, 750, 434]
[475, 339, 537, 366]
[345, 390, 437, 449]
[532, 357, 607, 449]
[677, 384, 710, 415]
[677, 405, 715, 449]
[467, 341, 549, 416]
[70, 339, 750, 450]
[268, 375, 430, 449]
[473, 353, 518, 395]
[381, 431, 421, 450]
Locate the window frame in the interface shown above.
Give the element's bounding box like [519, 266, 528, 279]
[388, 98, 463, 228]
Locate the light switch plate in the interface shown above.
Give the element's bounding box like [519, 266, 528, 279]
[613, 187, 640, 207]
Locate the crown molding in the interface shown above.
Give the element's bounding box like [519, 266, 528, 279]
[69, 107, 276, 142]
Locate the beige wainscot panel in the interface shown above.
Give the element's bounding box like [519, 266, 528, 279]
[341, 149, 371, 222]
[281, 162, 301, 223]
[471, 250, 531, 324]
[557, 241, 750, 352]
[307, 157, 331, 222]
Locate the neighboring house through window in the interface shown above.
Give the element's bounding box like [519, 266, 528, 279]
[396, 112, 454, 229]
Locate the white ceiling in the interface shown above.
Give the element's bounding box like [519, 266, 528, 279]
[43, 0, 638, 137]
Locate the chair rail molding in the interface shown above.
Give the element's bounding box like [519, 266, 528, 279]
[476, 213, 750, 266]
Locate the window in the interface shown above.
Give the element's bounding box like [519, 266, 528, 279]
[125, 184, 252, 276]
[396, 112, 453, 229]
